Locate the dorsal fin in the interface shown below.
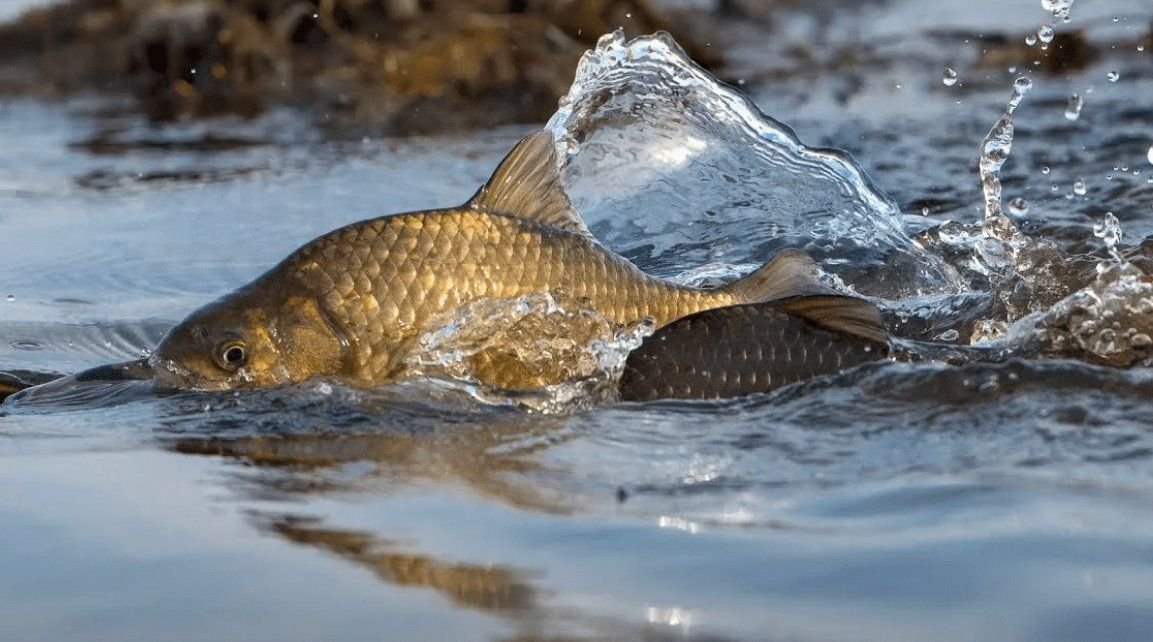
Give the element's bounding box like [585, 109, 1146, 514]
[466, 130, 592, 238]
[722, 249, 834, 303]
[773, 295, 889, 344]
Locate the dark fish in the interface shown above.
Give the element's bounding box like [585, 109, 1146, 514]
[618, 296, 890, 401]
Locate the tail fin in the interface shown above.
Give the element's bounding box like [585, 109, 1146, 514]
[722, 249, 833, 303]
[774, 295, 888, 344]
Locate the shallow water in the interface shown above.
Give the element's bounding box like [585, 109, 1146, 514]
[4, 2, 1153, 640]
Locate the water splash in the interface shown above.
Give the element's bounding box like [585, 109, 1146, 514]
[405, 292, 652, 412]
[915, 76, 1075, 344]
[1041, 0, 1074, 22]
[545, 31, 963, 299]
[974, 77, 1032, 276]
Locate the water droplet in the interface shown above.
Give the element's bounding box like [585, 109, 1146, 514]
[1038, 24, 1056, 43]
[1146, 145, 1153, 165]
[1064, 93, 1083, 120]
[1073, 178, 1087, 195]
[1025, 34, 1038, 46]
[942, 68, 958, 86]
[1008, 197, 1030, 215]
[1106, 70, 1120, 82]
[1041, 166, 1051, 175]
[4, 294, 12, 302]
[1014, 76, 1033, 92]
[1139, 45, 1146, 52]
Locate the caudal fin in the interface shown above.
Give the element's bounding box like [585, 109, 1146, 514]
[773, 295, 889, 344]
[721, 249, 833, 303]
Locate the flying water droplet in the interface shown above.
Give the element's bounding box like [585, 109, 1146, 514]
[1038, 25, 1056, 43]
[4, 294, 13, 302]
[1064, 93, 1083, 120]
[1025, 34, 1038, 46]
[1146, 145, 1153, 166]
[942, 68, 958, 86]
[1106, 70, 1120, 82]
[1072, 178, 1087, 195]
[1007, 197, 1030, 215]
[1041, 166, 1051, 175]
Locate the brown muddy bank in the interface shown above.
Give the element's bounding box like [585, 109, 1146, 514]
[0, 0, 727, 134]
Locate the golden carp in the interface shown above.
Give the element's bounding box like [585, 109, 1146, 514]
[148, 130, 873, 391]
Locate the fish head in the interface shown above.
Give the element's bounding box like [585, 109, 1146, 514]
[150, 287, 348, 390]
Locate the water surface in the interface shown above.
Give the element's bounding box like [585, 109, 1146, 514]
[4, 2, 1153, 640]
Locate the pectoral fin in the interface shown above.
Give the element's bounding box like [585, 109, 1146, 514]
[466, 130, 593, 239]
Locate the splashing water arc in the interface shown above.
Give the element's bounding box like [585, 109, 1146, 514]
[545, 30, 964, 298]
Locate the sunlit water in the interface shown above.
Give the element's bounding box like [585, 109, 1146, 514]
[4, 2, 1153, 640]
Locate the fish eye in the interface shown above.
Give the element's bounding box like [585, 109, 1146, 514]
[216, 341, 248, 370]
